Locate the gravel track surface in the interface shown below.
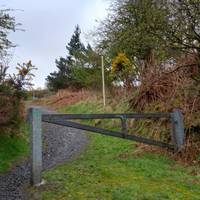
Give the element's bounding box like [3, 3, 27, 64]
[0, 108, 88, 200]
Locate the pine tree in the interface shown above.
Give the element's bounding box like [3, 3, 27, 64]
[66, 25, 85, 61]
[46, 25, 86, 90]
[46, 25, 109, 90]
[46, 57, 71, 90]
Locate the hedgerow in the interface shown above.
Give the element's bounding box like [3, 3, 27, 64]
[0, 61, 36, 136]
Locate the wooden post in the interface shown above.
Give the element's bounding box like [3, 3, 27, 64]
[101, 56, 106, 107]
[28, 107, 42, 186]
[171, 109, 185, 151]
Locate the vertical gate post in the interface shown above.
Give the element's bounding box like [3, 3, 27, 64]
[28, 107, 42, 186]
[171, 109, 185, 151]
[120, 116, 127, 138]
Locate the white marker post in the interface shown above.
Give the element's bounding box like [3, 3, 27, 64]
[101, 56, 106, 107]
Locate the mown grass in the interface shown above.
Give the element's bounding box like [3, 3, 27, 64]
[31, 97, 200, 200]
[0, 123, 29, 173]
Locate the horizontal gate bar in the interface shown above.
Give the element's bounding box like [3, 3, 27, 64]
[42, 112, 171, 121]
[43, 118, 174, 150]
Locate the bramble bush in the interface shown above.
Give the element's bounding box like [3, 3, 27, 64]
[129, 54, 200, 162]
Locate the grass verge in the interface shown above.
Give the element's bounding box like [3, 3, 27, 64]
[29, 96, 200, 200]
[0, 123, 29, 173]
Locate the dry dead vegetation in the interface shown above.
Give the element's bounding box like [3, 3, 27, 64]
[130, 54, 200, 163]
[32, 89, 93, 110]
[0, 93, 25, 136]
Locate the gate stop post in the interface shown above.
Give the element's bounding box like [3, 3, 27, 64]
[28, 107, 42, 186]
[171, 109, 185, 151]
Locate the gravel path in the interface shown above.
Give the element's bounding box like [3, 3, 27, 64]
[0, 108, 88, 200]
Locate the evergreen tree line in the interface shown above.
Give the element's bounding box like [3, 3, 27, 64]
[46, 25, 111, 91]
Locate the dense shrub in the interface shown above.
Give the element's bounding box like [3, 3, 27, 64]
[0, 87, 24, 136]
[129, 56, 200, 162]
[111, 53, 135, 88]
[0, 61, 36, 136]
[71, 66, 112, 90]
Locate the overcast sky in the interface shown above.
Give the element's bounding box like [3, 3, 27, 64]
[1, 0, 109, 88]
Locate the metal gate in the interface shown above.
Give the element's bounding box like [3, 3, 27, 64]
[28, 107, 184, 186]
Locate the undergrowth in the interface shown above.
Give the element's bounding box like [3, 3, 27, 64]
[129, 64, 200, 163]
[0, 123, 29, 173]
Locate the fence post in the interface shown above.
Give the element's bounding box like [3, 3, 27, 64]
[28, 107, 42, 186]
[171, 109, 185, 151]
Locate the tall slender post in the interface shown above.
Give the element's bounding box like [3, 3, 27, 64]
[101, 56, 106, 107]
[28, 107, 42, 186]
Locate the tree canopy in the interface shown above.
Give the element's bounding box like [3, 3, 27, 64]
[96, 0, 200, 69]
[0, 9, 19, 59]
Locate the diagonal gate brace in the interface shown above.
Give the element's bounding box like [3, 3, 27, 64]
[42, 118, 174, 150]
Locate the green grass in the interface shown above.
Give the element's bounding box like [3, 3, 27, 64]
[32, 98, 200, 200]
[0, 123, 29, 173]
